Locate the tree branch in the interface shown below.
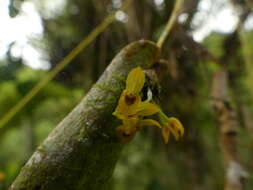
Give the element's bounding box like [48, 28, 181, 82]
[10, 40, 160, 190]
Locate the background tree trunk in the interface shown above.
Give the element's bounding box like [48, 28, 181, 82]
[211, 70, 248, 190]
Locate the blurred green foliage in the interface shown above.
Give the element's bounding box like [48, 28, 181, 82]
[0, 63, 83, 189]
[1, 0, 253, 189]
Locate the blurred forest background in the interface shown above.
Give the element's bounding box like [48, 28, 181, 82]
[1, 0, 253, 189]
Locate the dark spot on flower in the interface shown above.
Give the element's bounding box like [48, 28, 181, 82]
[226, 131, 237, 137]
[125, 93, 136, 105]
[123, 132, 131, 137]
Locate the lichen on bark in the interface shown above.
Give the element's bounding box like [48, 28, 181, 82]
[10, 40, 160, 190]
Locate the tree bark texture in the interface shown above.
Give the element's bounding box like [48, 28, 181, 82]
[10, 40, 160, 190]
[211, 70, 247, 190]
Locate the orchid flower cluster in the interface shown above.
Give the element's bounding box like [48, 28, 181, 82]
[113, 67, 184, 144]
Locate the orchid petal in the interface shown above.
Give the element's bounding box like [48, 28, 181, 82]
[162, 127, 170, 144]
[139, 119, 162, 128]
[168, 117, 184, 137]
[126, 67, 145, 94]
[137, 102, 160, 116]
[167, 124, 180, 140]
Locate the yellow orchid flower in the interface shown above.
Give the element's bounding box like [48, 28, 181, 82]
[113, 67, 161, 141]
[112, 90, 141, 120]
[113, 67, 144, 119]
[113, 66, 184, 144]
[158, 111, 184, 144]
[116, 117, 161, 143]
[116, 117, 139, 143]
[113, 67, 160, 120]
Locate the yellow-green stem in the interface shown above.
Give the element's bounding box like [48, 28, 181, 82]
[156, 0, 184, 49]
[0, 0, 133, 129]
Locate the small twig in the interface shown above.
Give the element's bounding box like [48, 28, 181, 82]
[156, 0, 184, 49]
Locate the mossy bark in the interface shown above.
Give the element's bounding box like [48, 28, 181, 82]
[9, 40, 160, 190]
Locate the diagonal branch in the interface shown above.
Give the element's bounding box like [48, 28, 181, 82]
[0, 0, 133, 131]
[9, 40, 160, 190]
